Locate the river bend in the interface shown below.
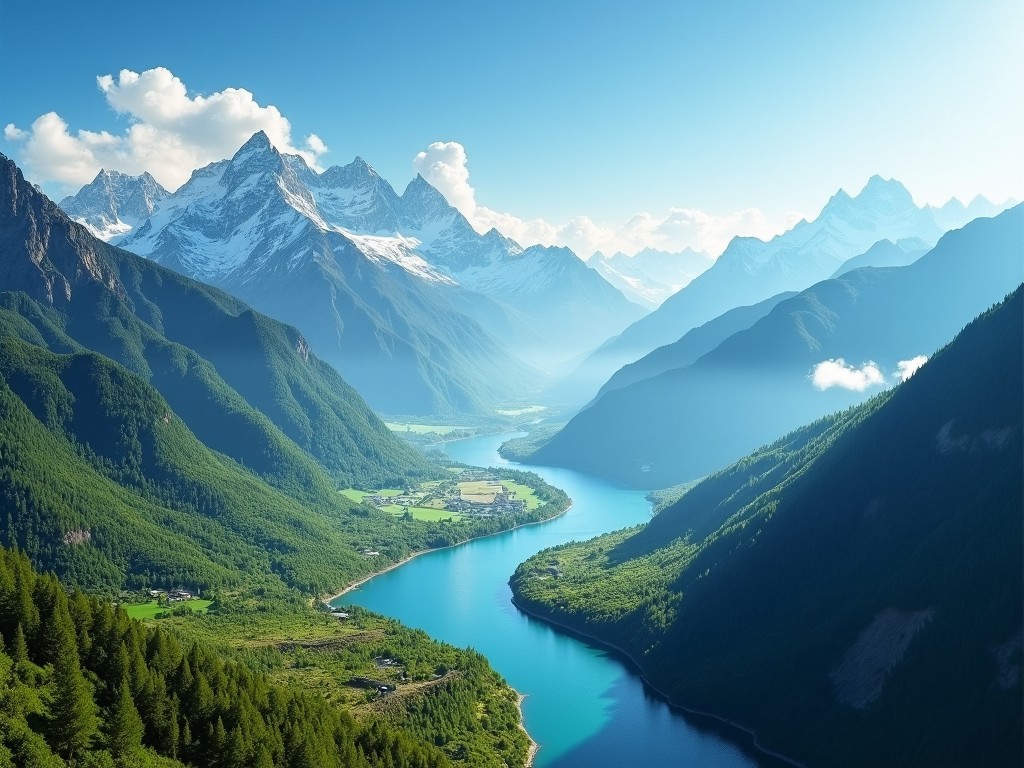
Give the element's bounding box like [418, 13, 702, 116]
[336, 433, 781, 767]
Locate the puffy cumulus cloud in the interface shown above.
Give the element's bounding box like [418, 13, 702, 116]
[896, 355, 928, 381]
[412, 140, 800, 258]
[810, 359, 886, 391]
[5, 67, 328, 192]
[413, 142, 477, 216]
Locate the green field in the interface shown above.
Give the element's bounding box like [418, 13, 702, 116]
[500, 481, 541, 510]
[383, 505, 465, 522]
[342, 473, 543, 526]
[123, 599, 213, 620]
[457, 479, 540, 510]
[384, 422, 462, 435]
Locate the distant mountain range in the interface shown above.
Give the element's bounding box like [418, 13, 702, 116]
[588, 247, 713, 309]
[527, 205, 1024, 487]
[61, 133, 644, 414]
[512, 285, 1023, 767]
[555, 176, 1016, 407]
[589, 290, 797, 401]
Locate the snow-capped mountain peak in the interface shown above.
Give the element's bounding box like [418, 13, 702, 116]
[589, 173, 982, 380]
[819, 176, 916, 222]
[58, 168, 169, 241]
[308, 156, 403, 234]
[589, 247, 713, 308]
[226, 130, 276, 170]
[399, 174, 458, 229]
[67, 131, 646, 390]
[220, 131, 304, 200]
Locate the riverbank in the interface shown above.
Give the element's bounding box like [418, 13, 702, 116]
[324, 500, 573, 602]
[518, 692, 539, 767]
[323, 502, 570, 768]
[341, 430, 768, 767]
[509, 595, 805, 768]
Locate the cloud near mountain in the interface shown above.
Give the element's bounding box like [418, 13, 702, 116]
[811, 359, 886, 391]
[4, 67, 327, 191]
[412, 138, 803, 257]
[812, 355, 930, 391]
[7, 64, 799, 257]
[897, 355, 929, 381]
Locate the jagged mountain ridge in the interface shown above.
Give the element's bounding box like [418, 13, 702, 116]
[59, 168, 169, 241]
[556, 176, 1016, 408]
[0, 150, 432, 489]
[114, 132, 642, 411]
[118, 132, 542, 415]
[589, 247, 713, 309]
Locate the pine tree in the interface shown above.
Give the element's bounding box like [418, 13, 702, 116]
[46, 613, 99, 763]
[10, 623, 27, 665]
[181, 719, 192, 757]
[253, 745, 275, 768]
[106, 677, 143, 763]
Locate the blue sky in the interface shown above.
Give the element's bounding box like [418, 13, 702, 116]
[1, 0, 1020, 257]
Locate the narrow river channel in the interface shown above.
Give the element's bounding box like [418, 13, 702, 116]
[336, 433, 785, 767]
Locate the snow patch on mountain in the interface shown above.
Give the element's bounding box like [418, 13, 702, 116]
[59, 169, 169, 241]
[336, 230, 456, 285]
[590, 247, 712, 308]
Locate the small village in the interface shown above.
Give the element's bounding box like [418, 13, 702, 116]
[361, 470, 529, 518]
[147, 587, 199, 603]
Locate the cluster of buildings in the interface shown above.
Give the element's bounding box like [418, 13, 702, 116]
[444, 490, 527, 516]
[147, 588, 197, 602]
[363, 493, 418, 508]
[360, 473, 529, 518]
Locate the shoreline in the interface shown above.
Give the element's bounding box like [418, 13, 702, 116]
[323, 499, 574, 603]
[517, 692, 539, 767]
[418, 425, 525, 450]
[509, 595, 805, 768]
[324, 499, 570, 768]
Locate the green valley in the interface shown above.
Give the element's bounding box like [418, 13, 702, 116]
[0, 152, 565, 767]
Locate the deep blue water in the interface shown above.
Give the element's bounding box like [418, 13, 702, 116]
[336, 433, 784, 767]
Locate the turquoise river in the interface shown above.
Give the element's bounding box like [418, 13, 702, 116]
[335, 433, 789, 767]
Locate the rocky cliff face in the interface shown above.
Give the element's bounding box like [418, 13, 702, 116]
[0, 154, 125, 304]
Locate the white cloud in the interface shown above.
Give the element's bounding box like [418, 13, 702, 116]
[413, 141, 477, 217]
[5, 67, 328, 192]
[411, 140, 800, 258]
[6, 68, 796, 257]
[896, 355, 928, 381]
[811, 359, 886, 391]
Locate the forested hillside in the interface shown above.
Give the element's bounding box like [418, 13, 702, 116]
[0, 544, 537, 767]
[512, 287, 1023, 767]
[0, 153, 551, 765]
[0, 331, 568, 596]
[0, 152, 570, 598]
[0, 151, 430, 492]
